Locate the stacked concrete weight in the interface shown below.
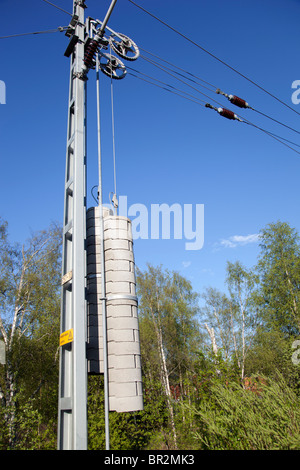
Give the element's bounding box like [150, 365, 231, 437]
[86, 206, 143, 412]
[86, 206, 108, 374]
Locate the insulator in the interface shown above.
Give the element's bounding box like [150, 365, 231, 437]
[219, 108, 236, 120]
[84, 39, 99, 68]
[229, 94, 249, 108]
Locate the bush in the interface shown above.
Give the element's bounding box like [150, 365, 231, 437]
[191, 373, 300, 450]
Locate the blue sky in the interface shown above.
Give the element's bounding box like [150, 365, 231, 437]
[1, 0, 300, 299]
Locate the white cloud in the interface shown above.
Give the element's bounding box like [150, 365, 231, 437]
[219, 233, 260, 249]
[182, 261, 192, 268]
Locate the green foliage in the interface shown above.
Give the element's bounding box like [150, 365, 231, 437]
[0, 220, 61, 449]
[0, 218, 300, 450]
[13, 400, 57, 450]
[256, 221, 300, 336]
[88, 375, 168, 450]
[191, 373, 300, 450]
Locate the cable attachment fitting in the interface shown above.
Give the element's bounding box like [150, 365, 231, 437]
[205, 103, 243, 122]
[216, 88, 249, 109]
[109, 192, 119, 215]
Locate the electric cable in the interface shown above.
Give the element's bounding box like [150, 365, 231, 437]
[127, 0, 300, 117]
[128, 70, 300, 155]
[127, 71, 207, 106]
[141, 50, 300, 137]
[140, 47, 217, 91]
[242, 119, 300, 155]
[251, 107, 300, 136]
[0, 27, 67, 39]
[141, 54, 225, 108]
[41, 0, 72, 16]
[205, 104, 300, 155]
[127, 65, 208, 103]
[216, 87, 300, 135]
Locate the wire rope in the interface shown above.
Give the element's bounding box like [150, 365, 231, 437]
[109, 45, 118, 209]
[41, 0, 72, 16]
[127, 71, 206, 106]
[128, 70, 300, 156]
[0, 27, 67, 39]
[127, 0, 300, 117]
[140, 47, 217, 91]
[141, 49, 300, 137]
[141, 55, 224, 108]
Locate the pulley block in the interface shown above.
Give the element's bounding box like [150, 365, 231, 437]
[99, 53, 127, 79]
[109, 33, 139, 61]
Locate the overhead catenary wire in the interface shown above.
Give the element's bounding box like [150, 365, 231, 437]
[242, 119, 300, 155]
[140, 47, 217, 91]
[140, 48, 300, 138]
[128, 0, 300, 118]
[141, 54, 225, 108]
[127, 70, 207, 107]
[251, 107, 300, 136]
[141, 48, 300, 138]
[2, 0, 298, 157]
[0, 27, 67, 39]
[127, 68, 300, 155]
[41, 0, 72, 16]
[216, 87, 300, 136]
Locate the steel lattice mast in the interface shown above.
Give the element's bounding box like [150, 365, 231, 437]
[58, 0, 88, 450]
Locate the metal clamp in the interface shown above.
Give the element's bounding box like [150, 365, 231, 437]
[106, 294, 138, 303]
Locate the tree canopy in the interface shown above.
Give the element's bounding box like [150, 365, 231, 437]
[0, 218, 299, 450]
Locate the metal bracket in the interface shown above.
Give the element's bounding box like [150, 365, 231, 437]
[73, 71, 88, 81]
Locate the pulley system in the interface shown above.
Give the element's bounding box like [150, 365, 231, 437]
[82, 17, 139, 79]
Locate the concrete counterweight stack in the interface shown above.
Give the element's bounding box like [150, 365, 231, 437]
[86, 206, 143, 412]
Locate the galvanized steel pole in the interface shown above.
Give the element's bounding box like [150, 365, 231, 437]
[58, 0, 88, 450]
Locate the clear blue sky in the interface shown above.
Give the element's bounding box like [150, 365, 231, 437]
[1, 0, 300, 298]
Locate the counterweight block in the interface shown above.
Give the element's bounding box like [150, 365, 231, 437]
[86, 206, 143, 412]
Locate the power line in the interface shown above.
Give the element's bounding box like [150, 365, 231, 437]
[251, 107, 300, 136]
[128, 72, 206, 106]
[0, 27, 67, 39]
[242, 119, 300, 156]
[141, 49, 300, 138]
[41, 0, 72, 16]
[140, 47, 217, 91]
[127, 68, 207, 106]
[128, 68, 300, 156]
[128, 0, 300, 117]
[141, 54, 224, 108]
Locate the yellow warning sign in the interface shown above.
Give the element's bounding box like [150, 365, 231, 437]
[60, 328, 74, 347]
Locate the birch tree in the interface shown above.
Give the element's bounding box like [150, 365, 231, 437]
[136, 264, 200, 449]
[201, 287, 232, 359]
[226, 261, 258, 381]
[201, 263, 258, 382]
[256, 221, 300, 336]
[0, 219, 61, 448]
